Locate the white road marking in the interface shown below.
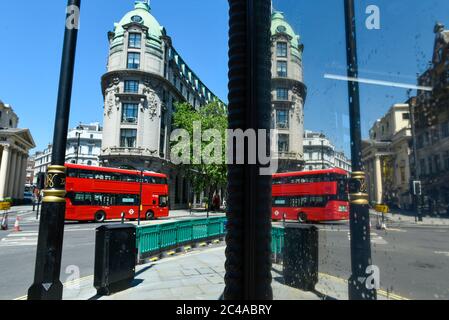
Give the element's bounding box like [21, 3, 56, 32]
[434, 251, 449, 257]
[0, 231, 38, 247]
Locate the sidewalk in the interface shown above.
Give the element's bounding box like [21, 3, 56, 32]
[370, 209, 449, 227]
[61, 245, 396, 301]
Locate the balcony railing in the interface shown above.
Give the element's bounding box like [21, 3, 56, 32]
[121, 117, 138, 124]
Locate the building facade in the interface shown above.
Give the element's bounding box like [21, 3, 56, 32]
[303, 130, 352, 172]
[65, 123, 103, 166]
[0, 100, 35, 200]
[271, 11, 307, 172]
[32, 144, 52, 184]
[412, 23, 449, 213]
[99, 2, 224, 209]
[362, 104, 413, 209]
[26, 156, 35, 186]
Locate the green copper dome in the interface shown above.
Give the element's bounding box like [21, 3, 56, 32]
[110, 1, 164, 49]
[271, 11, 302, 58]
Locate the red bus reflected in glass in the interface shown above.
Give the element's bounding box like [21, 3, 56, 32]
[64, 163, 169, 222]
[272, 168, 349, 223]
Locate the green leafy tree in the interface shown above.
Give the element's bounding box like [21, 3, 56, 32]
[171, 101, 227, 205]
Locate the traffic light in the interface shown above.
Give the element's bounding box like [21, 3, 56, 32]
[36, 172, 46, 190]
[413, 181, 422, 196]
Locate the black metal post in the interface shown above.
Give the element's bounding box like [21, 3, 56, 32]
[344, 0, 377, 300]
[75, 131, 81, 164]
[225, 0, 272, 299]
[321, 140, 325, 169]
[138, 170, 143, 226]
[28, 0, 80, 300]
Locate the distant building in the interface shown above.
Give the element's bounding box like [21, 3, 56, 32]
[32, 123, 103, 183]
[33, 144, 53, 184]
[271, 11, 307, 172]
[411, 23, 449, 213]
[362, 104, 412, 209]
[0, 100, 36, 200]
[303, 130, 352, 172]
[65, 123, 103, 166]
[26, 156, 35, 185]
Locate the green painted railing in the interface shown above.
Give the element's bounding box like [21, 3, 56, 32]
[136, 217, 227, 259]
[272, 226, 285, 256]
[136, 217, 286, 260]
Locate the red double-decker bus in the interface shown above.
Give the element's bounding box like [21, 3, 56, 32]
[272, 168, 350, 223]
[65, 164, 169, 222]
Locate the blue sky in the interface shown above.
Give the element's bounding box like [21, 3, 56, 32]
[1, 0, 448, 157]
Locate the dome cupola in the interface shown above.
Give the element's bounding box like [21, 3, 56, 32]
[109, 1, 165, 49]
[271, 11, 302, 59]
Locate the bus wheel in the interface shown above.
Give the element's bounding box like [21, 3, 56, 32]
[94, 211, 106, 223]
[298, 212, 307, 224]
[145, 210, 155, 221]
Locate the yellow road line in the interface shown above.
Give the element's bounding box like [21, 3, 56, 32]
[319, 272, 410, 300]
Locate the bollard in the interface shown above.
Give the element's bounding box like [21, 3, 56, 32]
[283, 224, 319, 292]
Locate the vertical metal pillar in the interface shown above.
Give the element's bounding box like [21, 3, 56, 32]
[344, 0, 377, 300]
[28, 0, 81, 300]
[225, 0, 273, 299]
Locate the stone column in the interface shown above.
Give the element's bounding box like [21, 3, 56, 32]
[12, 153, 21, 199]
[374, 155, 383, 204]
[7, 150, 18, 199]
[0, 146, 11, 199]
[15, 154, 27, 199]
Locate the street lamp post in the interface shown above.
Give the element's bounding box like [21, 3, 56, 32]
[28, 0, 81, 300]
[321, 139, 325, 169]
[75, 130, 81, 164]
[344, 0, 377, 300]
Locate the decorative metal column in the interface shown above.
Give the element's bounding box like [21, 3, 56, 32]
[344, 0, 377, 300]
[225, 0, 273, 299]
[28, 0, 81, 300]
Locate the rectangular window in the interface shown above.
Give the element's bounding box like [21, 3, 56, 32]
[276, 88, 289, 100]
[120, 129, 137, 148]
[277, 61, 287, 77]
[278, 134, 289, 152]
[442, 122, 449, 138]
[277, 42, 288, 57]
[124, 80, 139, 93]
[444, 151, 449, 171]
[276, 109, 289, 129]
[128, 33, 141, 49]
[402, 113, 410, 120]
[127, 52, 140, 69]
[122, 103, 138, 124]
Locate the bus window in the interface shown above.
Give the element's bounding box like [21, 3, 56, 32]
[159, 195, 169, 207]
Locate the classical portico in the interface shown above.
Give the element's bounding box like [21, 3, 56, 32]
[0, 129, 36, 200]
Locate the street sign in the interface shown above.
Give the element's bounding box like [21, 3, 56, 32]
[374, 204, 389, 214]
[0, 202, 11, 211]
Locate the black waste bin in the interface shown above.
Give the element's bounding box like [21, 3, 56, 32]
[283, 224, 319, 291]
[94, 224, 137, 296]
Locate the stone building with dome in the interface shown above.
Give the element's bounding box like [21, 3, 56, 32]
[271, 11, 307, 172]
[99, 1, 224, 209]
